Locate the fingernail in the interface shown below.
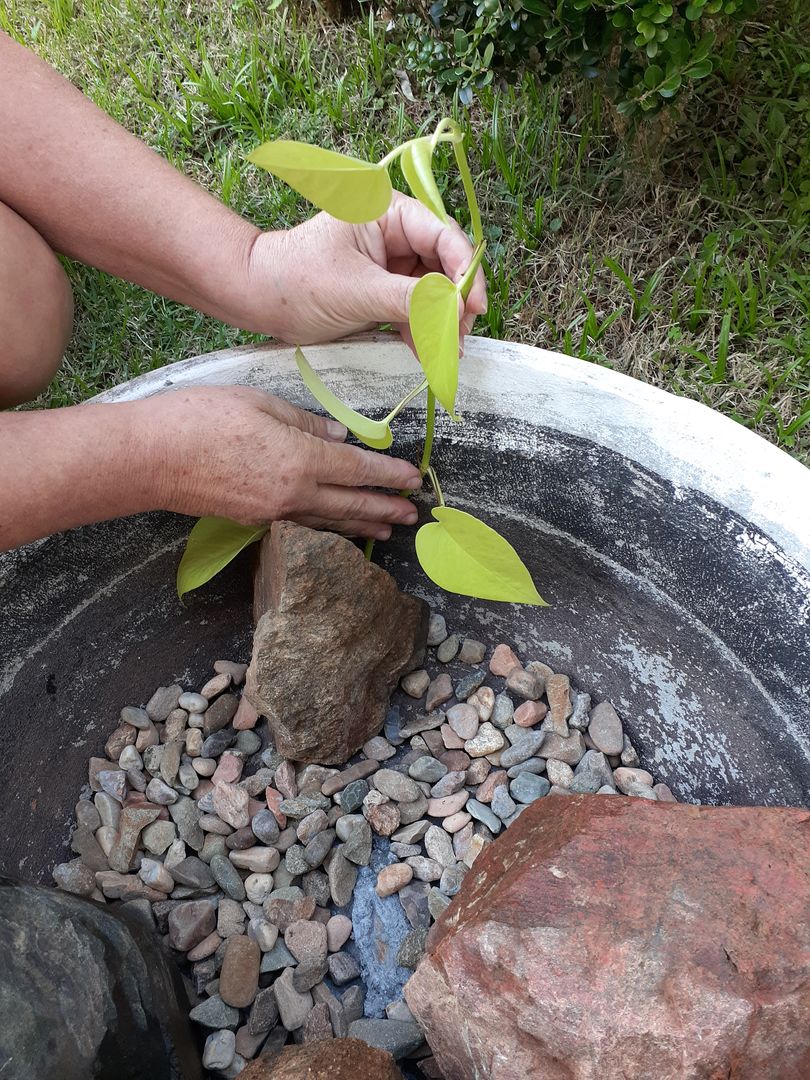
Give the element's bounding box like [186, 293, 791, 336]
[375, 525, 392, 540]
[404, 509, 419, 524]
[326, 420, 348, 441]
[404, 475, 422, 489]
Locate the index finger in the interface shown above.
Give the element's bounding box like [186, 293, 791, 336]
[315, 438, 423, 491]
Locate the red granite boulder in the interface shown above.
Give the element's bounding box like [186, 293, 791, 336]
[405, 795, 810, 1080]
[246, 522, 428, 764]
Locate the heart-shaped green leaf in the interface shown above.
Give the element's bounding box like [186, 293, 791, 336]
[247, 141, 393, 224]
[295, 347, 393, 449]
[415, 507, 547, 605]
[409, 272, 460, 417]
[177, 517, 267, 599]
[400, 138, 448, 223]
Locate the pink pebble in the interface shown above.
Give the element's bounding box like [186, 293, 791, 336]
[514, 700, 548, 728]
[232, 696, 259, 731]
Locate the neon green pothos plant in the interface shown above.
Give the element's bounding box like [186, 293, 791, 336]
[177, 118, 546, 608]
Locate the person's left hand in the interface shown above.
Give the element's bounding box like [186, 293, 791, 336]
[243, 191, 487, 348]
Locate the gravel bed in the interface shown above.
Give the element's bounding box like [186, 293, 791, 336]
[52, 612, 676, 1077]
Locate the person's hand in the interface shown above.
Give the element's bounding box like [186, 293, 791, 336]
[146, 386, 422, 540]
[243, 192, 487, 347]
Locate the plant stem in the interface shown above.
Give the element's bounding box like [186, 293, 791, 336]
[420, 389, 436, 475]
[426, 466, 446, 507]
[458, 240, 487, 302]
[451, 130, 484, 246]
[379, 142, 409, 168]
[384, 378, 428, 423]
[364, 537, 375, 560]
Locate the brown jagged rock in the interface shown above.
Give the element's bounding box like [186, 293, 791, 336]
[246, 522, 428, 764]
[240, 1037, 403, 1079]
[405, 795, 810, 1080]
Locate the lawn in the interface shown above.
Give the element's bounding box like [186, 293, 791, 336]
[3, 0, 809, 462]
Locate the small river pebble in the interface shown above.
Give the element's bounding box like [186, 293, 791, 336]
[436, 633, 460, 663]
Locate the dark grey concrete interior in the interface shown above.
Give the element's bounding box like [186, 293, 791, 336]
[1, 413, 808, 882]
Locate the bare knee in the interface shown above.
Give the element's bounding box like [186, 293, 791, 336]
[0, 201, 74, 408]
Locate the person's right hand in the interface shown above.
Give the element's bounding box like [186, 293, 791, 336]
[146, 385, 422, 540]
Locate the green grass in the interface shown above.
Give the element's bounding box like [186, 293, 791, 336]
[3, 0, 809, 462]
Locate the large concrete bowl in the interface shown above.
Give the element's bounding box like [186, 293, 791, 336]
[1, 333, 808, 880]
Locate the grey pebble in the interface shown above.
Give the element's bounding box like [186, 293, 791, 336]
[568, 691, 592, 730]
[120, 705, 151, 730]
[570, 750, 614, 794]
[384, 707, 404, 747]
[303, 828, 336, 868]
[436, 634, 460, 663]
[491, 785, 517, 821]
[427, 613, 447, 646]
[428, 888, 451, 920]
[179, 692, 208, 714]
[251, 808, 280, 846]
[490, 693, 515, 729]
[506, 757, 546, 779]
[408, 757, 447, 784]
[347, 1019, 424, 1061]
[189, 994, 240, 1030]
[235, 729, 261, 756]
[341, 985, 365, 1023]
[509, 772, 550, 803]
[209, 853, 246, 901]
[279, 795, 330, 819]
[203, 1029, 236, 1071]
[500, 731, 544, 768]
[466, 799, 502, 834]
[260, 940, 298, 972]
[439, 863, 466, 897]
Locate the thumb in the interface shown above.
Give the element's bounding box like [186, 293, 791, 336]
[360, 265, 466, 329]
[358, 264, 417, 325]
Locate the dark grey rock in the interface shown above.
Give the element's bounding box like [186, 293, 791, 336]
[398, 881, 431, 930]
[454, 669, 486, 701]
[328, 951, 361, 986]
[201, 728, 237, 759]
[340, 779, 369, 814]
[259, 940, 297, 973]
[0, 878, 202, 1080]
[251, 808, 280, 846]
[396, 929, 428, 970]
[347, 1019, 425, 1060]
[170, 857, 215, 890]
[189, 993, 240, 1030]
[248, 986, 279, 1035]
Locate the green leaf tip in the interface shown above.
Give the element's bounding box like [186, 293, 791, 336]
[415, 507, 547, 605]
[295, 347, 393, 449]
[177, 517, 267, 599]
[409, 273, 460, 418]
[247, 140, 393, 224]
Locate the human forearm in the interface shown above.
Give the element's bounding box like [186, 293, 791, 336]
[0, 33, 263, 329]
[0, 401, 167, 551]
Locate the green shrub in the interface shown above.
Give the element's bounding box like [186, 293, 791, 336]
[396, 0, 757, 118]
